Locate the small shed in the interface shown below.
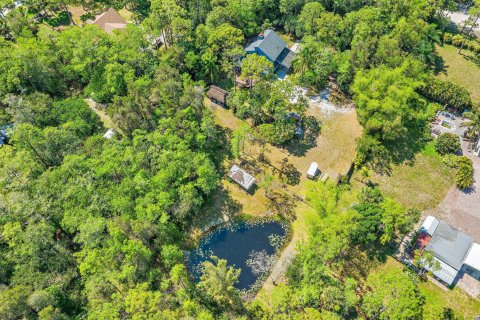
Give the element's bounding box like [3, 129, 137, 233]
[103, 129, 115, 139]
[228, 164, 256, 191]
[207, 85, 228, 106]
[307, 162, 318, 179]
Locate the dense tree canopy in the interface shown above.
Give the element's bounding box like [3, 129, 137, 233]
[0, 0, 471, 318]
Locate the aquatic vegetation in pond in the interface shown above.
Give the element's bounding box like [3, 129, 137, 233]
[246, 250, 275, 276]
[186, 221, 288, 290]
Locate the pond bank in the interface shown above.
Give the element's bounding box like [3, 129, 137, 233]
[186, 219, 290, 292]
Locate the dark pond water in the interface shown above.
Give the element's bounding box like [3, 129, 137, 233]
[186, 221, 287, 290]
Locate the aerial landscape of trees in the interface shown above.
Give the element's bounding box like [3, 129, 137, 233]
[1, 0, 480, 318]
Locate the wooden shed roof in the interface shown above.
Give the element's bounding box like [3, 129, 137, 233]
[207, 85, 228, 104]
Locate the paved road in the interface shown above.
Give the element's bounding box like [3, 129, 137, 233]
[446, 11, 480, 33]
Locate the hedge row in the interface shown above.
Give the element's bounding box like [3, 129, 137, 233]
[443, 32, 480, 54]
[420, 76, 472, 111]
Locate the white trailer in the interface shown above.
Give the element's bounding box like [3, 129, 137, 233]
[307, 162, 318, 179]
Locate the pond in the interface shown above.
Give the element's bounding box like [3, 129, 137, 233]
[186, 221, 288, 291]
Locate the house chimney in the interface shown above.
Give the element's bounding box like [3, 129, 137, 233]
[258, 32, 264, 39]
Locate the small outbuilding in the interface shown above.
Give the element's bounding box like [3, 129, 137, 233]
[103, 129, 115, 139]
[207, 85, 228, 106]
[228, 164, 256, 191]
[307, 162, 318, 179]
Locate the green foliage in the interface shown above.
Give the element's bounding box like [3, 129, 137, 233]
[231, 124, 251, 158]
[198, 256, 242, 312]
[352, 60, 427, 141]
[434, 132, 461, 155]
[421, 77, 472, 111]
[294, 36, 335, 89]
[353, 187, 416, 245]
[0, 0, 466, 317]
[456, 156, 474, 189]
[240, 54, 274, 82]
[442, 153, 459, 168]
[443, 32, 480, 54]
[231, 80, 307, 145]
[362, 267, 424, 320]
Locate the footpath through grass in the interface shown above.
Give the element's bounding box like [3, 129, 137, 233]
[435, 44, 480, 103]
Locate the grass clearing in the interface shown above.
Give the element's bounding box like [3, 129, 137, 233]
[355, 142, 455, 210]
[420, 279, 480, 319]
[373, 258, 480, 320]
[435, 44, 480, 102]
[207, 99, 361, 196]
[203, 98, 362, 298]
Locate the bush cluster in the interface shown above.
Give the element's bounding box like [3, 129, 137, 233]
[435, 133, 461, 156]
[420, 77, 472, 111]
[443, 32, 480, 54]
[456, 156, 474, 189]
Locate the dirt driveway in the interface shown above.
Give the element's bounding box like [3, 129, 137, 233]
[433, 140, 480, 243]
[429, 116, 480, 242]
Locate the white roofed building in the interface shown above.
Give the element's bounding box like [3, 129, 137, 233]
[420, 215, 440, 236]
[307, 162, 318, 179]
[228, 165, 256, 191]
[417, 216, 480, 286]
[103, 129, 115, 139]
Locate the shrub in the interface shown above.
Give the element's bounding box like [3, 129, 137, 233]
[420, 77, 472, 111]
[442, 32, 480, 54]
[443, 33, 452, 44]
[452, 34, 464, 46]
[456, 156, 474, 189]
[442, 154, 459, 168]
[435, 133, 461, 155]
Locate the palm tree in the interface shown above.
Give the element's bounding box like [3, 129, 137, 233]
[461, 111, 480, 140]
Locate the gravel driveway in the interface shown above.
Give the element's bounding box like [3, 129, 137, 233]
[445, 11, 480, 33]
[429, 115, 480, 243]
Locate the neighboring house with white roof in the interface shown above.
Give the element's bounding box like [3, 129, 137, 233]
[419, 216, 480, 286]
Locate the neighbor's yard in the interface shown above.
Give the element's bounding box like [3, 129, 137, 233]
[354, 142, 455, 211]
[373, 258, 480, 319]
[435, 44, 480, 102]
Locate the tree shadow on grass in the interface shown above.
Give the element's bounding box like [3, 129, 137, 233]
[281, 139, 315, 157]
[280, 116, 322, 157]
[340, 244, 393, 280]
[464, 54, 480, 67]
[433, 53, 447, 75]
[39, 11, 71, 27]
[373, 125, 429, 176]
[189, 187, 244, 238]
[213, 125, 233, 174]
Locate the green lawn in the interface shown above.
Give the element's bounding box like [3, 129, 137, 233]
[435, 44, 480, 103]
[420, 280, 480, 320]
[355, 142, 455, 210]
[373, 258, 480, 320]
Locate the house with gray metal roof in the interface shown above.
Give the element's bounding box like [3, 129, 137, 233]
[419, 216, 480, 286]
[245, 30, 295, 70]
[228, 165, 256, 192]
